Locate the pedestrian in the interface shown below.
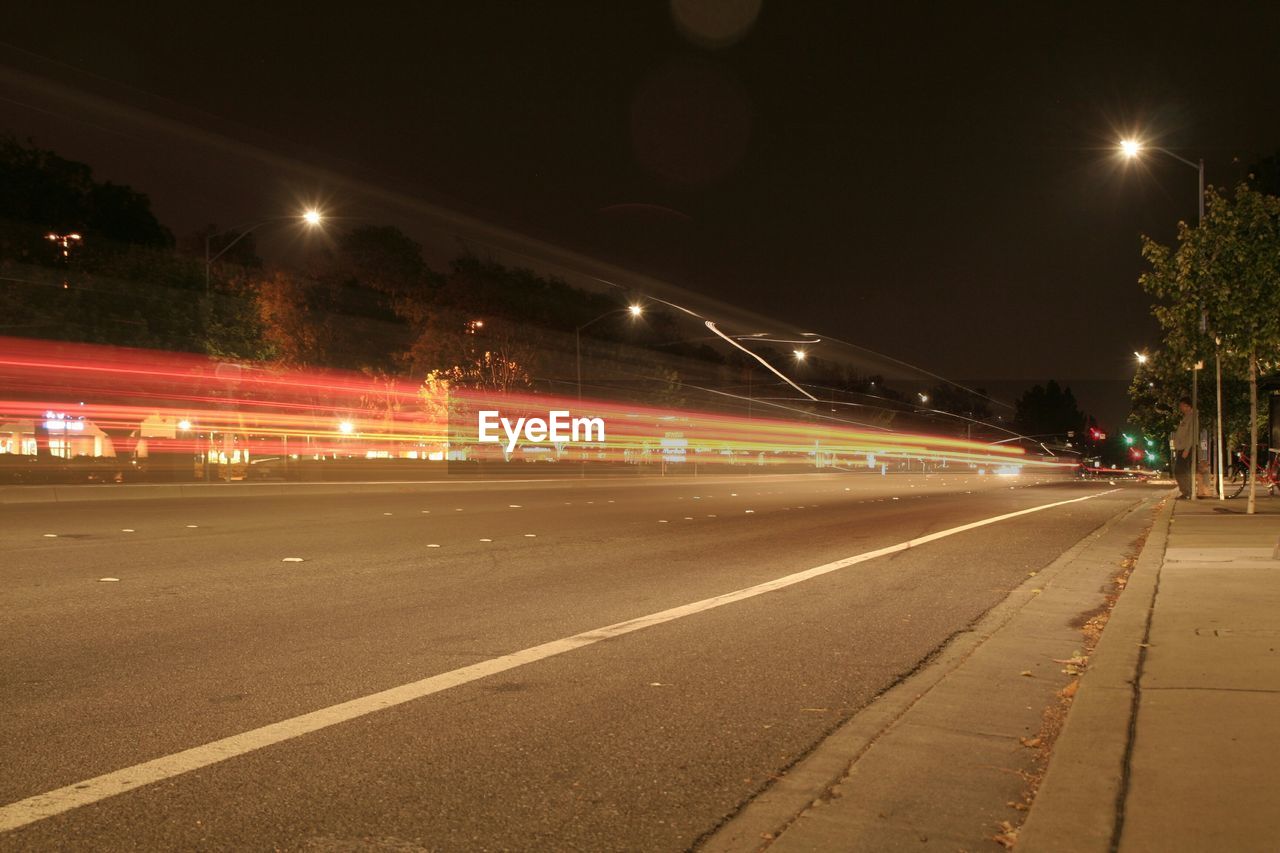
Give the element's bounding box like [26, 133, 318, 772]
[1171, 395, 1198, 498]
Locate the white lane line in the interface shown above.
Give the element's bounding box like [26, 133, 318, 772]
[0, 488, 1117, 834]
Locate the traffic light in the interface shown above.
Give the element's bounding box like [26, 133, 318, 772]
[1123, 434, 1134, 445]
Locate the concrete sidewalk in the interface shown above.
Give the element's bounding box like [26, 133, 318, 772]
[1021, 495, 1280, 853]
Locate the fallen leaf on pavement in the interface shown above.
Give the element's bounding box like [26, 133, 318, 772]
[992, 821, 1018, 848]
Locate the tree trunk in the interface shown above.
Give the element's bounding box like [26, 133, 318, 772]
[1248, 353, 1258, 515]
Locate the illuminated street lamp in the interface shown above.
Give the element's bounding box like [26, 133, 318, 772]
[338, 420, 355, 435]
[46, 232, 83, 261]
[576, 303, 644, 401]
[1119, 138, 1217, 499]
[1134, 351, 1148, 365]
[792, 349, 807, 361]
[204, 208, 325, 295]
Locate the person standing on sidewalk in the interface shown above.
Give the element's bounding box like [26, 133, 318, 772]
[1171, 395, 1198, 498]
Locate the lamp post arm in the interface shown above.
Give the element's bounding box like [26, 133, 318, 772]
[1152, 146, 1202, 172]
[205, 217, 291, 267]
[575, 307, 625, 334]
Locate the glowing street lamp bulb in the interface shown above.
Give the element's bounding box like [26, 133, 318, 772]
[177, 419, 192, 431]
[303, 209, 323, 226]
[793, 349, 807, 361]
[628, 304, 643, 317]
[918, 393, 929, 403]
[338, 420, 354, 434]
[1120, 139, 1142, 158]
[1134, 351, 1148, 364]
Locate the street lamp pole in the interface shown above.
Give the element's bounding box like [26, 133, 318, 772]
[203, 209, 324, 296]
[575, 304, 643, 402]
[1120, 142, 1216, 499]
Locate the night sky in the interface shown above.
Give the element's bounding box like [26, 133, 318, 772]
[3, 1, 1279, 426]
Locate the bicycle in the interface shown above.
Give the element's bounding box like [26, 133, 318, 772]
[1227, 447, 1279, 498]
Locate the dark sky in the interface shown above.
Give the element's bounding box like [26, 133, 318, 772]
[3, 1, 1279, 426]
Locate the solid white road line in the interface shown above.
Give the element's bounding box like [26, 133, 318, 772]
[0, 488, 1117, 834]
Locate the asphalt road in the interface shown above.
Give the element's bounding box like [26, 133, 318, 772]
[0, 472, 1148, 851]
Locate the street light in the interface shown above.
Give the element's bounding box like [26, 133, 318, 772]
[793, 349, 807, 361]
[46, 232, 83, 261]
[1119, 138, 1214, 499]
[204, 208, 325, 295]
[1134, 351, 1148, 365]
[576, 304, 644, 401]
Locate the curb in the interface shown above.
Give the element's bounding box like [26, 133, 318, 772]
[1016, 492, 1175, 852]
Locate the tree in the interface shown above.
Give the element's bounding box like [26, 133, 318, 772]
[1140, 183, 1280, 512]
[250, 269, 323, 366]
[926, 383, 993, 423]
[1014, 380, 1086, 440]
[0, 134, 172, 252]
[1129, 346, 1256, 462]
[1249, 150, 1280, 198]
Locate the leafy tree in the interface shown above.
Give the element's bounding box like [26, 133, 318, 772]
[1014, 380, 1087, 440]
[926, 383, 993, 422]
[0, 134, 172, 252]
[1140, 183, 1280, 511]
[250, 269, 323, 365]
[335, 225, 432, 307]
[1249, 150, 1280, 198]
[1129, 346, 1256, 458]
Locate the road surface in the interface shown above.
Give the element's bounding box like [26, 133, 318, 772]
[1, 472, 1145, 850]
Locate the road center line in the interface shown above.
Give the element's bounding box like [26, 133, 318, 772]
[0, 488, 1117, 834]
